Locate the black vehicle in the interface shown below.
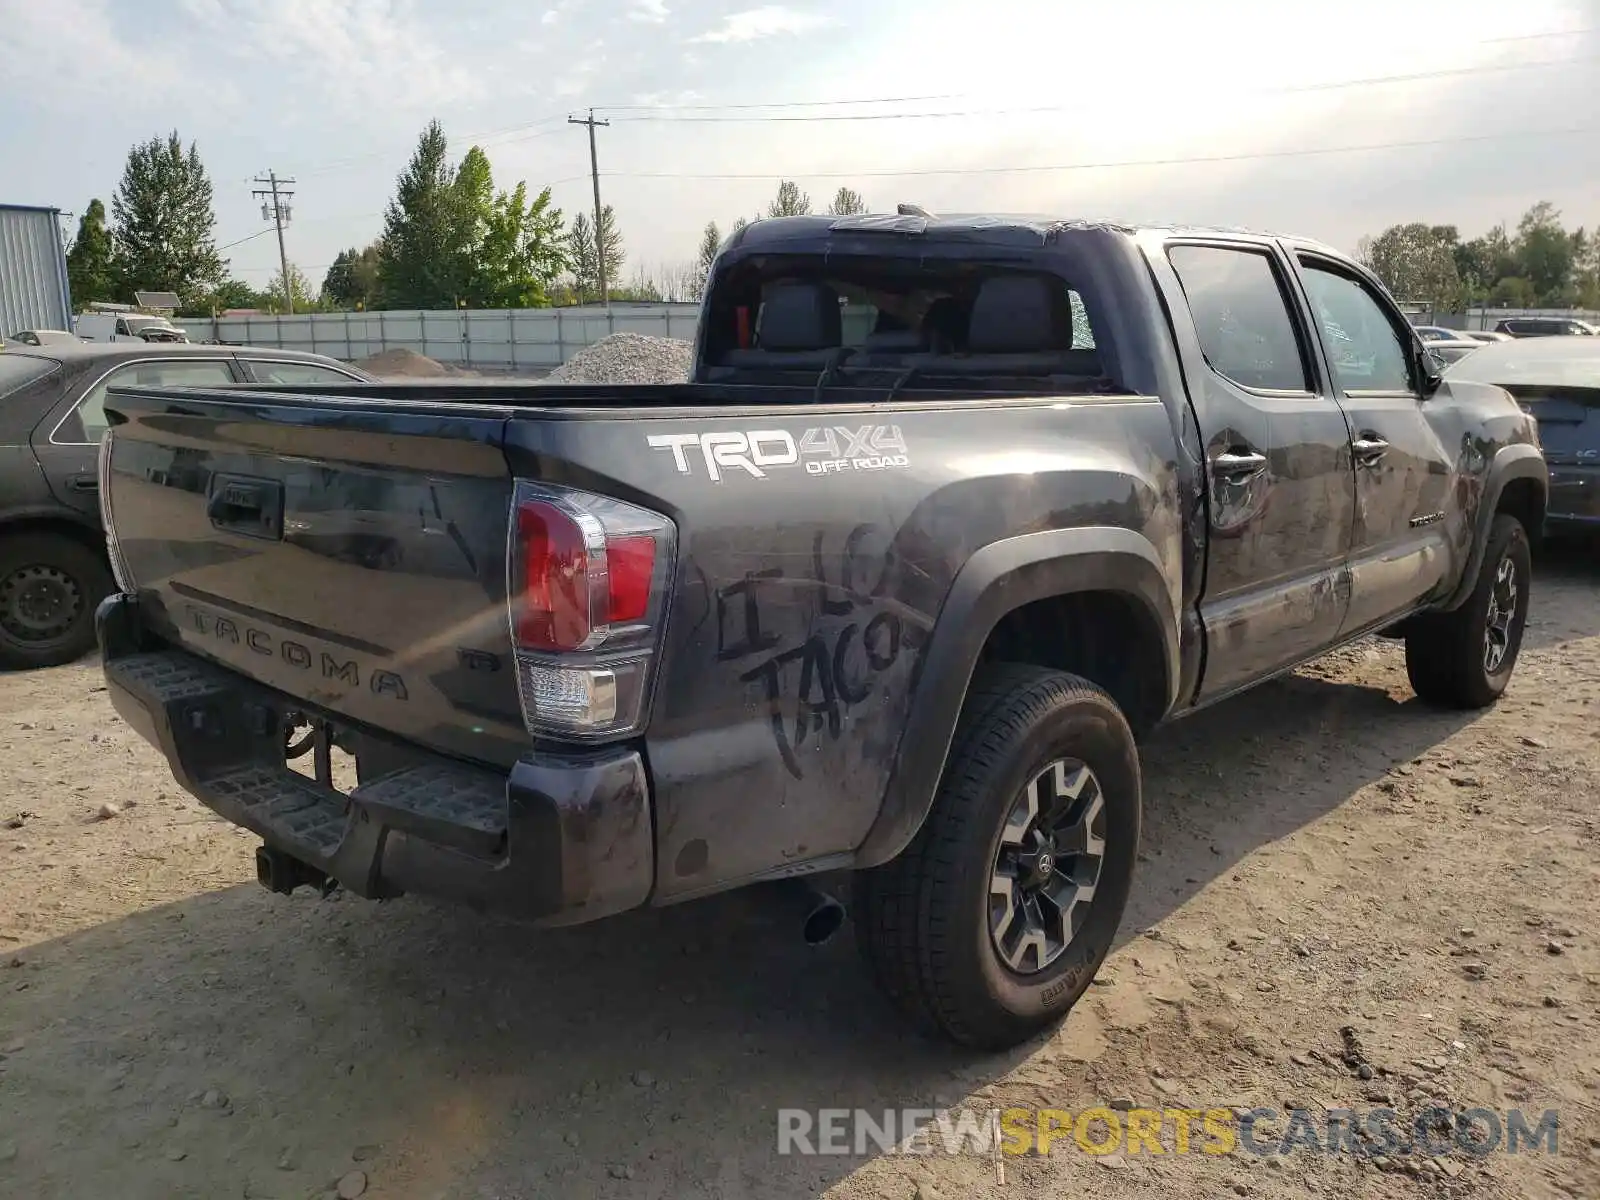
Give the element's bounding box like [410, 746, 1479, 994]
[94, 216, 1547, 1050]
[1447, 335, 1599, 537]
[1492, 316, 1598, 338]
[0, 343, 372, 669]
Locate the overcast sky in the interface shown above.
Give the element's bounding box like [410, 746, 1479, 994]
[2, 0, 1596, 294]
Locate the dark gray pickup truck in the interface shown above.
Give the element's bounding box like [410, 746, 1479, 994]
[94, 215, 1547, 1049]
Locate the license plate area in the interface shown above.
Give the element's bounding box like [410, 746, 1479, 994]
[206, 473, 285, 541]
[282, 712, 359, 794]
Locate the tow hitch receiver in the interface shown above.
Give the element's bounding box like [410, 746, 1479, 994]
[254, 845, 329, 896]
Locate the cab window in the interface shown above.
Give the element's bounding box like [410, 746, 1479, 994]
[1298, 260, 1414, 394]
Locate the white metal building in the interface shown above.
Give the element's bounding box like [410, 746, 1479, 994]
[0, 204, 72, 337]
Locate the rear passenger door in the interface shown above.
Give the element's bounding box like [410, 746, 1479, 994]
[1289, 253, 1455, 637]
[1151, 239, 1356, 701]
[33, 356, 243, 518]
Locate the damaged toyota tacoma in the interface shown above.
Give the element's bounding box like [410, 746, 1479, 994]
[93, 215, 1546, 1049]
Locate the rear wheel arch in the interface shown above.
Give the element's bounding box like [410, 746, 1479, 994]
[855, 527, 1178, 869]
[0, 512, 106, 557]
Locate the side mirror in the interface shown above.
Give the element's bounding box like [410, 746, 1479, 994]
[1417, 343, 1444, 396]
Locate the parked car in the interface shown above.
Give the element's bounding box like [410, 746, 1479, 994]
[0, 342, 373, 669]
[1460, 330, 1513, 344]
[1424, 339, 1481, 366]
[1493, 316, 1598, 338]
[94, 217, 1546, 1050]
[1447, 335, 1598, 537]
[5, 329, 82, 347]
[1410, 326, 1483, 365]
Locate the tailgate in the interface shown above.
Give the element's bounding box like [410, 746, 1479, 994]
[101, 386, 527, 766]
[1509, 385, 1600, 466]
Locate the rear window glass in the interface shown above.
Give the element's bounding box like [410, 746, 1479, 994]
[0, 354, 56, 400]
[1446, 338, 1600, 388]
[701, 255, 1105, 390]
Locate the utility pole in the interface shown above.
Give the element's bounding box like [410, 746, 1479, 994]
[568, 110, 611, 307]
[251, 171, 297, 314]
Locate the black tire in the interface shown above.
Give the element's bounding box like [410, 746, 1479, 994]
[0, 534, 114, 670]
[854, 664, 1141, 1050]
[1404, 513, 1532, 709]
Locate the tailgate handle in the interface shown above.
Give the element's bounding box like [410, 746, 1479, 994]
[208, 476, 283, 540]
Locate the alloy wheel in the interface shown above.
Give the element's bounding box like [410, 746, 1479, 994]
[988, 759, 1107, 975]
[1483, 553, 1519, 674]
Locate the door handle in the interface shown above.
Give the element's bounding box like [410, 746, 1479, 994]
[1352, 435, 1390, 466]
[67, 475, 99, 493]
[207, 475, 283, 540]
[1211, 450, 1269, 482]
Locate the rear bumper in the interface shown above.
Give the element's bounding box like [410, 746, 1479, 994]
[96, 593, 654, 927]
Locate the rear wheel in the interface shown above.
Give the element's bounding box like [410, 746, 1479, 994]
[854, 665, 1140, 1050]
[1404, 513, 1532, 708]
[0, 534, 114, 670]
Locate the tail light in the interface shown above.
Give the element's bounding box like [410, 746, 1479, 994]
[506, 482, 676, 741]
[97, 431, 137, 592]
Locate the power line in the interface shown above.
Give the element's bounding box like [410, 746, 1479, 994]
[607, 55, 1600, 123]
[595, 91, 961, 112]
[592, 124, 1600, 181]
[296, 114, 572, 177]
[217, 228, 275, 253]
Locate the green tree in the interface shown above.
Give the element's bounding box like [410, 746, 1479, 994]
[177, 278, 265, 317]
[473, 182, 568, 307]
[322, 244, 383, 309]
[451, 145, 495, 300]
[1514, 201, 1575, 304]
[766, 179, 811, 218]
[567, 213, 599, 302]
[66, 199, 117, 307]
[1574, 229, 1600, 309]
[567, 206, 624, 303]
[377, 120, 465, 308]
[612, 264, 663, 302]
[110, 131, 225, 301]
[596, 205, 625, 291]
[691, 221, 721, 300]
[825, 187, 867, 216]
[265, 263, 320, 313]
[1453, 228, 1512, 305]
[1362, 223, 1461, 308]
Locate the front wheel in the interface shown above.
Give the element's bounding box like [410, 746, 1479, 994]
[1404, 513, 1532, 708]
[854, 665, 1140, 1050]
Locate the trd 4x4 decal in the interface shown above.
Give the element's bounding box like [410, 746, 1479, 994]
[646, 424, 909, 482]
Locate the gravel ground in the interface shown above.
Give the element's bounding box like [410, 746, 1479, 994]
[0, 550, 1597, 1200]
[544, 333, 694, 384]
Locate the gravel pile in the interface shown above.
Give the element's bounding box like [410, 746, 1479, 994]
[545, 332, 693, 385]
[357, 348, 451, 378]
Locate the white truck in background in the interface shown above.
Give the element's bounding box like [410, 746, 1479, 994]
[74, 310, 189, 343]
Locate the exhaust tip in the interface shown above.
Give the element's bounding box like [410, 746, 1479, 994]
[801, 892, 847, 946]
[768, 878, 849, 945]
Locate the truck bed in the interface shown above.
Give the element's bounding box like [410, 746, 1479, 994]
[99, 376, 1183, 902]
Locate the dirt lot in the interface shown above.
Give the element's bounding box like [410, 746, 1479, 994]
[1, 551, 1597, 1200]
